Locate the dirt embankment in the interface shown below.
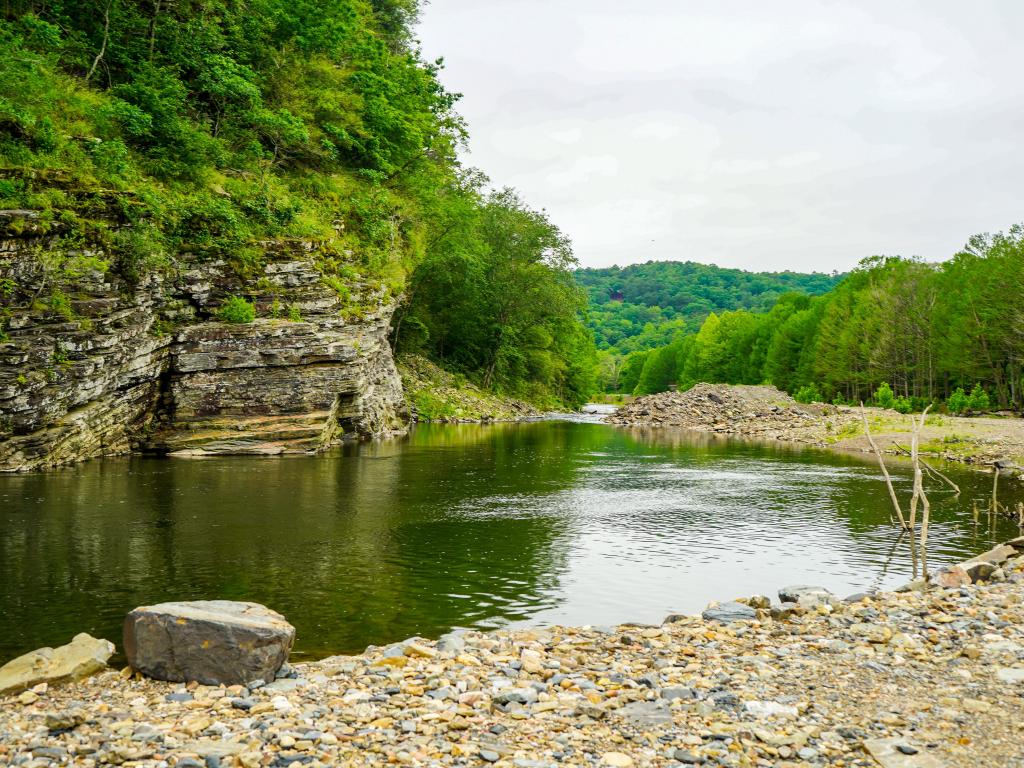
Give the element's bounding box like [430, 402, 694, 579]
[608, 384, 1024, 471]
[398, 355, 540, 424]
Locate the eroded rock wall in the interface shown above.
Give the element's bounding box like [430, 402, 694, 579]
[0, 213, 408, 471]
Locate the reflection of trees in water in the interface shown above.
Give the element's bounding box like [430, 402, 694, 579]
[4, 423, 1020, 662]
[0, 423, 595, 660]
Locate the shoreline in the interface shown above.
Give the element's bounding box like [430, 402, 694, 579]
[3, 538, 1023, 767]
[606, 385, 1024, 482]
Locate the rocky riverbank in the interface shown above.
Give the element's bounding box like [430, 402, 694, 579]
[608, 384, 1024, 474]
[0, 209, 411, 472]
[3, 538, 1024, 767]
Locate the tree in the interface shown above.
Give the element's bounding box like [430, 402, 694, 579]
[874, 383, 895, 409]
[948, 387, 968, 414]
[968, 384, 990, 413]
[619, 227, 1024, 406]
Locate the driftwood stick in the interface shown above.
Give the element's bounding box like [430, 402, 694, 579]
[908, 409, 924, 533]
[992, 470, 1000, 515]
[915, 406, 933, 579]
[860, 404, 908, 530]
[890, 442, 961, 495]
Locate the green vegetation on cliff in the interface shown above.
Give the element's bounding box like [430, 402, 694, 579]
[627, 227, 1024, 410]
[0, 0, 594, 407]
[397, 354, 539, 422]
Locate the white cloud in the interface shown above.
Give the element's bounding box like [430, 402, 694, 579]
[417, 0, 1024, 271]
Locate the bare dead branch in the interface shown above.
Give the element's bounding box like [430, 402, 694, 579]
[860, 404, 909, 530]
[87, 0, 112, 82]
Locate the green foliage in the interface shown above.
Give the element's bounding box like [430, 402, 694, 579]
[893, 396, 912, 414]
[578, 261, 841, 356]
[217, 296, 256, 324]
[947, 387, 968, 415]
[0, 0, 463, 281]
[395, 187, 596, 408]
[968, 383, 990, 412]
[0, 0, 596, 406]
[47, 290, 75, 320]
[623, 228, 1024, 412]
[618, 351, 649, 395]
[874, 382, 895, 409]
[794, 384, 822, 404]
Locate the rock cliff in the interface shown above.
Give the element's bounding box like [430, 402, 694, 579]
[0, 210, 409, 472]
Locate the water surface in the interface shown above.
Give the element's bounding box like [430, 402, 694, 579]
[1, 421, 1019, 661]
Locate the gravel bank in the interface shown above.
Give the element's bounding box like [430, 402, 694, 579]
[608, 384, 1024, 473]
[606, 384, 842, 443]
[3, 545, 1024, 767]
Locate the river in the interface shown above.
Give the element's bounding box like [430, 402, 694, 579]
[1, 419, 1020, 662]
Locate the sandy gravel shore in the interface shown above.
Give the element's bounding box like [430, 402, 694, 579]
[608, 384, 1024, 473]
[3, 542, 1024, 767]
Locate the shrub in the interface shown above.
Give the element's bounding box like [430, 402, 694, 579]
[893, 396, 912, 414]
[48, 290, 74, 320]
[874, 382, 895, 409]
[967, 383, 990, 412]
[794, 384, 822, 404]
[947, 387, 968, 415]
[217, 295, 255, 323]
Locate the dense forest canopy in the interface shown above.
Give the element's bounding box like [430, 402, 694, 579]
[577, 261, 841, 355]
[621, 227, 1024, 410]
[0, 0, 595, 406]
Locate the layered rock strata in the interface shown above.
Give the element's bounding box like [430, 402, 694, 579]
[0, 210, 408, 471]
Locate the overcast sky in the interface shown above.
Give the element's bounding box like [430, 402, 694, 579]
[416, 1, 1024, 272]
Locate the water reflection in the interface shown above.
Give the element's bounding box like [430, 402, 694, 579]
[0, 422, 1020, 661]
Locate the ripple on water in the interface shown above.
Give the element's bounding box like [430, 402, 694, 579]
[0, 422, 1020, 659]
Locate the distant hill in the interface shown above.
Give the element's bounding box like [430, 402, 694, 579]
[576, 261, 843, 354]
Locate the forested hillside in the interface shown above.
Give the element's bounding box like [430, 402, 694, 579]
[625, 227, 1024, 410]
[0, 0, 594, 408]
[577, 262, 841, 354]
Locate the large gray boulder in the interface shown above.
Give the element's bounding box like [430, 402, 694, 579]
[124, 601, 294, 686]
[0, 633, 114, 697]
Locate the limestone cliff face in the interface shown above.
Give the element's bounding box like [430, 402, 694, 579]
[0, 212, 409, 472]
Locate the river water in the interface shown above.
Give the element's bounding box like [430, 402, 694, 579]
[1, 419, 1020, 662]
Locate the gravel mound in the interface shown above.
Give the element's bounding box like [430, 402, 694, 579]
[607, 383, 835, 438]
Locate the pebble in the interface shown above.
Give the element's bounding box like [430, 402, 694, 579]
[0, 540, 1022, 767]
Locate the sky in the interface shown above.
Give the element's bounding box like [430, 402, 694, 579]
[416, 1, 1024, 272]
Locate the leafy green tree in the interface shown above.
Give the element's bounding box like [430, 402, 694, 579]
[968, 384, 990, 412]
[874, 383, 895, 409]
[618, 351, 649, 394]
[947, 387, 968, 414]
[395, 188, 596, 407]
